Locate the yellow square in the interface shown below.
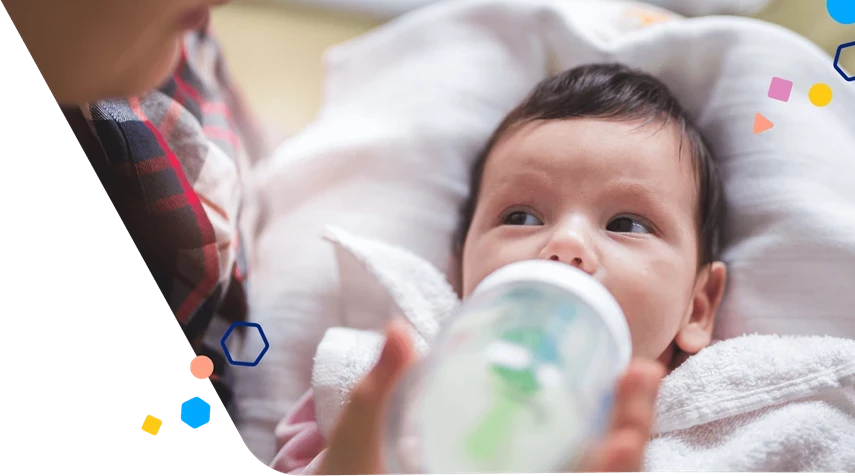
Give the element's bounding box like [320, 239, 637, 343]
[141, 415, 162, 435]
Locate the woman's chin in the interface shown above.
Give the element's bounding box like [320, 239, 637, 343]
[131, 38, 183, 96]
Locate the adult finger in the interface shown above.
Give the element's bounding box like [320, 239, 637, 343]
[609, 360, 664, 435]
[320, 320, 416, 475]
[586, 359, 664, 472]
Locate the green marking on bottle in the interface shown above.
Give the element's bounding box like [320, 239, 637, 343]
[500, 327, 544, 349]
[465, 384, 524, 461]
[465, 364, 541, 462]
[493, 366, 540, 395]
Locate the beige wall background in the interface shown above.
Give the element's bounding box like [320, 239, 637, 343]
[211, 0, 855, 137]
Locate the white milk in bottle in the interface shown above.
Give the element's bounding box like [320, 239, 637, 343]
[384, 260, 632, 473]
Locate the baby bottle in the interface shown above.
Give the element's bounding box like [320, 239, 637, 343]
[384, 259, 632, 474]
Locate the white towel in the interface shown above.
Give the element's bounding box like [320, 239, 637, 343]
[647, 334, 855, 471]
[312, 226, 461, 438]
[313, 230, 855, 471]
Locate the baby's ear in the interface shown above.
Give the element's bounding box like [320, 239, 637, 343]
[675, 262, 727, 355]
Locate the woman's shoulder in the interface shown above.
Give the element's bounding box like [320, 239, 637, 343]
[62, 26, 261, 413]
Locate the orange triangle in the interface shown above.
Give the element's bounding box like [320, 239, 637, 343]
[753, 113, 774, 134]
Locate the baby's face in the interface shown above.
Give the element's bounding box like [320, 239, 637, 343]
[461, 118, 714, 364]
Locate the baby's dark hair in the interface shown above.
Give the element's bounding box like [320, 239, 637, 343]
[456, 63, 724, 267]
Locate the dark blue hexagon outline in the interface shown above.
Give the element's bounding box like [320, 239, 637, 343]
[220, 322, 269, 367]
[834, 41, 855, 82]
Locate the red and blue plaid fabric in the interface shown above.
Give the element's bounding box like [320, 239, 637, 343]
[62, 26, 264, 413]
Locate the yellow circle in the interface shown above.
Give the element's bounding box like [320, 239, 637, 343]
[808, 83, 832, 107]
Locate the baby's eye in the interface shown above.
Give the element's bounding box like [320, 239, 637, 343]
[606, 216, 651, 234]
[503, 210, 543, 226]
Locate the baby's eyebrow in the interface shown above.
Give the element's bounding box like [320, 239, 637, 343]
[481, 170, 551, 198]
[604, 179, 656, 197]
[604, 179, 680, 217]
[500, 162, 557, 184]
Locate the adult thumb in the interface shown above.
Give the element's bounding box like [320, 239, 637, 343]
[321, 320, 416, 475]
[361, 320, 417, 399]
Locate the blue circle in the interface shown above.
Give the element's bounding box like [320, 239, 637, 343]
[828, 0, 855, 24]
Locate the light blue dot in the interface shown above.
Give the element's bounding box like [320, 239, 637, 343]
[181, 397, 211, 429]
[828, 0, 855, 24]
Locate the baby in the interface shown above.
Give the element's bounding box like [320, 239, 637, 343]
[455, 62, 727, 371]
[273, 63, 727, 474]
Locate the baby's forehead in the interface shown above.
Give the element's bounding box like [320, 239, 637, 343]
[485, 118, 697, 186]
[477, 119, 700, 225]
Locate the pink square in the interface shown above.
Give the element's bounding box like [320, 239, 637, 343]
[768, 77, 793, 102]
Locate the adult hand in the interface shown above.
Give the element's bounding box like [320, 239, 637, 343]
[577, 357, 665, 472]
[319, 320, 664, 475]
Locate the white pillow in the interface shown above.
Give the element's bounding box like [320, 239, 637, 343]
[239, 0, 855, 462]
[645, 0, 770, 16]
[278, 0, 770, 18]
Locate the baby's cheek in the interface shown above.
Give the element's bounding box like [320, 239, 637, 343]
[610, 258, 689, 359]
[617, 283, 664, 357]
[479, 231, 548, 278]
[462, 238, 522, 295]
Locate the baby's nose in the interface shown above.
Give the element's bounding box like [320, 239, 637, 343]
[548, 255, 584, 268]
[540, 227, 599, 275]
[546, 252, 597, 275]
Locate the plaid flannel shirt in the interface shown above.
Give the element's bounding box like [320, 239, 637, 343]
[63, 26, 264, 413]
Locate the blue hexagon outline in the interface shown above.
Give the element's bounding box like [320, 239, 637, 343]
[181, 396, 211, 429]
[220, 322, 269, 367]
[833, 41, 855, 82]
